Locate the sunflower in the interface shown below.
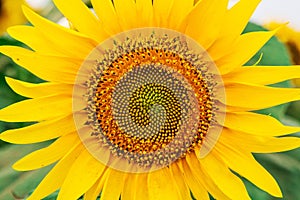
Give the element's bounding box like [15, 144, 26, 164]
[266, 22, 300, 65]
[266, 22, 300, 86]
[0, 0, 26, 34]
[1, 0, 300, 199]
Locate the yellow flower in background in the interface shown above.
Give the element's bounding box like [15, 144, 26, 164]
[0, 0, 26, 34]
[0, 0, 300, 200]
[266, 22, 300, 85]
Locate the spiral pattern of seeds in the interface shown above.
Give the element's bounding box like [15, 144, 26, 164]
[93, 47, 212, 163]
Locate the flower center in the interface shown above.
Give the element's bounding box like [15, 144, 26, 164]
[94, 48, 212, 155]
[73, 28, 225, 173]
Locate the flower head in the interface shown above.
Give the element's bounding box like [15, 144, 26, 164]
[1, 0, 300, 199]
[0, 0, 26, 34]
[267, 22, 300, 65]
[266, 22, 300, 87]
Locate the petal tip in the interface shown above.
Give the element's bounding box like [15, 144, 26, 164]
[21, 4, 31, 15]
[12, 161, 23, 171]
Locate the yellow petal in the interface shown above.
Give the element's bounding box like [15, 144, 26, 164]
[27, 144, 84, 200]
[135, 174, 149, 200]
[113, 0, 138, 30]
[8, 25, 65, 57]
[84, 170, 109, 200]
[84, 177, 105, 200]
[0, 94, 72, 122]
[136, 0, 153, 27]
[215, 142, 282, 197]
[13, 133, 79, 170]
[220, 0, 261, 37]
[225, 112, 300, 136]
[0, 114, 76, 144]
[0, 46, 79, 83]
[216, 30, 277, 74]
[121, 174, 137, 200]
[207, 35, 239, 61]
[223, 66, 300, 85]
[53, 0, 108, 42]
[184, 0, 228, 49]
[22, 6, 97, 57]
[221, 128, 300, 153]
[5, 77, 73, 98]
[91, 0, 122, 34]
[153, 0, 174, 27]
[186, 153, 231, 200]
[180, 161, 209, 200]
[170, 163, 193, 200]
[208, 0, 262, 60]
[57, 149, 106, 200]
[101, 169, 125, 200]
[199, 152, 251, 200]
[225, 82, 300, 110]
[148, 167, 181, 200]
[168, 0, 193, 30]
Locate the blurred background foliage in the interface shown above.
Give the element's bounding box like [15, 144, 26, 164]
[0, 1, 299, 200]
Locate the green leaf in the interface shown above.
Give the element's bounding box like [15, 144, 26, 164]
[243, 22, 292, 120]
[0, 143, 52, 200]
[286, 101, 300, 123]
[0, 35, 24, 46]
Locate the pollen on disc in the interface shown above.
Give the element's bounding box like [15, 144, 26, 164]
[72, 28, 226, 173]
